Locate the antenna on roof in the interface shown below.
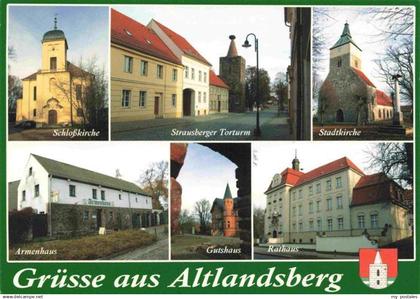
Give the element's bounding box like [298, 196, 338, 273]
[295, 149, 297, 159]
[54, 14, 58, 30]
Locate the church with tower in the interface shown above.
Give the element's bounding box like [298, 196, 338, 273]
[318, 22, 394, 124]
[211, 183, 239, 237]
[16, 17, 92, 127]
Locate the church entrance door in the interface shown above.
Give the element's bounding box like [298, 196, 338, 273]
[48, 110, 57, 125]
[272, 230, 278, 238]
[336, 109, 344, 122]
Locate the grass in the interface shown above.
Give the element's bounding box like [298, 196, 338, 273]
[9, 229, 156, 260]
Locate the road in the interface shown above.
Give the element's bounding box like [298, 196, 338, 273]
[112, 107, 291, 141]
[109, 226, 168, 260]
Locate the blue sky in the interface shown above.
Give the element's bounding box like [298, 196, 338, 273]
[112, 5, 289, 81]
[177, 143, 238, 212]
[8, 6, 109, 78]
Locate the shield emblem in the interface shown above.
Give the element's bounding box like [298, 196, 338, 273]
[359, 248, 398, 289]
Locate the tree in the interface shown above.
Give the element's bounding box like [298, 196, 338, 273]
[272, 72, 288, 111]
[139, 161, 169, 210]
[366, 143, 413, 187]
[253, 206, 265, 240]
[245, 66, 271, 107]
[178, 209, 196, 234]
[194, 198, 211, 235]
[8, 46, 22, 118]
[53, 56, 108, 132]
[374, 40, 413, 104]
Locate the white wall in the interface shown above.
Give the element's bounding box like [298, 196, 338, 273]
[17, 155, 50, 213]
[51, 178, 152, 210]
[316, 235, 377, 253]
[182, 56, 210, 116]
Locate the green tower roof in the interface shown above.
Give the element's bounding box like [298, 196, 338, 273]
[330, 22, 362, 51]
[223, 183, 233, 199]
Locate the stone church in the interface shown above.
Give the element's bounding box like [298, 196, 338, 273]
[219, 35, 247, 113]
[16, 18, 91, 127]
[210, 183, 239, 237]
[319, 22, 393, 124]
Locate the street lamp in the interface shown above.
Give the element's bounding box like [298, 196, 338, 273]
[242, 33, 261, 137]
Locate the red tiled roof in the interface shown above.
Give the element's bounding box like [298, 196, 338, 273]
[209, 70, 229, 89]
[294, 157, 365, 187]
[111, 9, 181, 65]
[352, 173, 392, 206]
[351, 67, 376, 88]
[264, 168, 304, 194]
[152, 19, 211, 66]
[375, 89, 393, 106]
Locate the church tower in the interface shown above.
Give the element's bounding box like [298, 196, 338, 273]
[369, 250, 388, 289]
[219, 35, 246, 113]
[329, 22, 362, 71]
[41, 16, 68, 73]
[223, 183, 237, 237]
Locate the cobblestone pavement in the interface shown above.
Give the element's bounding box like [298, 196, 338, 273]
[112, 107, 291, 141]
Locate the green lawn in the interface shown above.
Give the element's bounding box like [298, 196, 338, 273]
[10, 229, 156, 260]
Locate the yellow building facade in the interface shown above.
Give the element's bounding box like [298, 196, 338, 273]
[111, 45, 183, 122]
[110, 9, 183, 122]
[16, 22, 91, 127]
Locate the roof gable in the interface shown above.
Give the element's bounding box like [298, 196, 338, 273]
[151, 19, 211, 66]
[32, 154, 150, 196]
[210, 70, 229, 88]
[111, 9, 181, 65]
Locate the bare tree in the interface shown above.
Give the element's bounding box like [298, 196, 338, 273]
[362, 8, 413, 42]
[8, 46, 22, 117]
[53, 56, 108, 130]
[374, 40, 413, 104]
[139, 161, 169, 210]
[194, 198, 211, 235]
[178, 209, 196, 234]
[366, 143, 413, 187]
[253, 206, 265, 239]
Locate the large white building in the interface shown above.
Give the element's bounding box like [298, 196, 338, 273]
[16, 154, 163, 237]
[263, 155, 412, 247]
[148, 20, 211, 117]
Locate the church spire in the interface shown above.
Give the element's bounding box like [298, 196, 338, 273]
[223, 183, 233, 199]
[330, 22, 362, 51]
[227, 35, 238, 57]
[374, 250, 383, 264]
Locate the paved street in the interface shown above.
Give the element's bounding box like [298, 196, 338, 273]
[109, 225, 168, 260]
[112, 107, 291, 140]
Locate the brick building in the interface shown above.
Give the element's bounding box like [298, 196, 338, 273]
[210, 184, 239, 237]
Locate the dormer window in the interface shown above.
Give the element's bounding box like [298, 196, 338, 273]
[124, 29, 132, 36]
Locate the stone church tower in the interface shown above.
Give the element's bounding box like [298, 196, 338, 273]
[318, 22, 393, 124]
[369, 250, 388, 289]
[219, 35, 246, 113]
[223, 183, 237, 237]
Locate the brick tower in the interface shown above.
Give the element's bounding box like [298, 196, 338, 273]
[219, 35, 246, 113]
[223, 183, 237, 237]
